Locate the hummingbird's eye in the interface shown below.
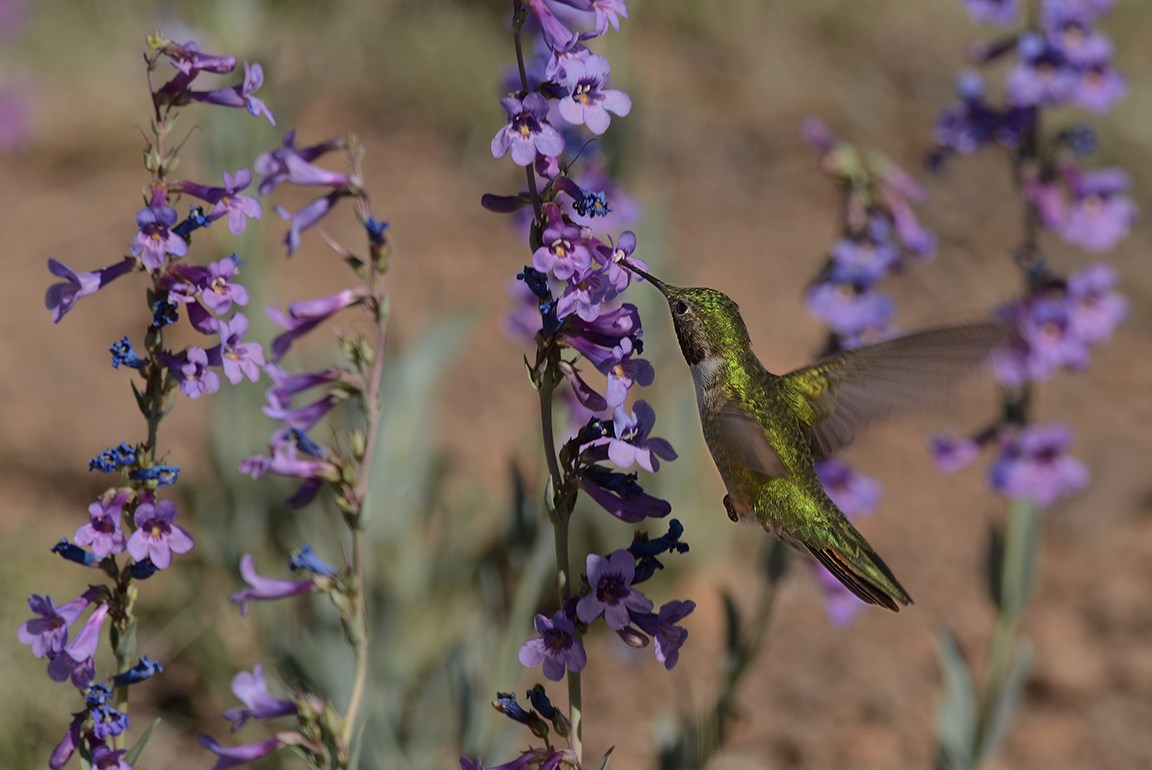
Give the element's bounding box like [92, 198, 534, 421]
[674, 300, 689, 316]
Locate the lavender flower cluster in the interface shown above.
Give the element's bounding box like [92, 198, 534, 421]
[22, 36, 273, 770]
[475, 2, 696, 766]
[929, 0, 1132, 507]
[801, 119, 936, 626]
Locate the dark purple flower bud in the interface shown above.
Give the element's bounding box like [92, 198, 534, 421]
[989, 424, 1089, 507]
[518, 610, 587, 681]
[17, 593, 88, 659]
[132, 189, 187, 272]
[221, 665, 297, 730]
[112, 656, 164, 686]
[129, 464, 180, 487]
[172, 205, 212, 240]
[629, 518, 689, 583]
[160, 39, 237, 76]
[151, 299, 180, 329]
[130, 558, 160, 580]
[49, 712, 84, 770]
[127, 498, 193, 569]
[75, 488, 132, 558]
[492, 92, 565, 167]
[85, 683, 114, 706]
[45, 257, 134, 323]
[89, 442, 136, 472]
[177, 169, 263, 235]
[109, 337, 145, 370]
[267, 287, 370, 361]
[492, 692, 550, 739]
[92, 704, 130, 740]
[230, 554, 315, 615]
[526, 684, 570, 737]
[289, 544, 337, 576]
[481, 192, 531, 213]
[187, 61, 275, 124]
[577, 549, 654, 630]
[199, 734, 284, 769]
[815, 459, 880, 519]
[52, 539, 99, 567]
[557, 53, 631, 135]
[365, 216, 389, 247]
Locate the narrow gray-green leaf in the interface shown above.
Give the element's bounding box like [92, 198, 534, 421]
[934, 628, 976, 770]
[124, 718, 160, 765]
[976, 639, 1033, 763]
[592, 746, 615, 770]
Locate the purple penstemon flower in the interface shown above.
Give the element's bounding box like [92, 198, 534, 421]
[126, 498, 193, 569]
[254, 130, 347, 195]
[230, 554, 316, 615]
[44, 258, 135, 323]
[634, 599, 695, 670]
[815, 459, 880, 519]
[199, 255, 249, 314]
[989, 424, 1089, 507]
[599, 400, 677, 472]
[267, 287, 370, 361]
[1067, 262, 1126, 343]
[555, 266, 614, 322]
[241, 428, 339, 510]
[576, 549, 654, 630]
[806, 281, 895, 340]
[527, 0, 579, 52]
[572, 335, 654, 407]
[89, 744, 133, 770]
[992, 293, 1089, 385]
[518, 609, 587, 681]
[171, 346, 221, 398]
[961, 0, 1018, 26]
[199, 734, 285, 770]
[930, 432, 984, 473]
[212, 314, 265, 385]
[533, 207, 593, 281]
[74, 488, 133, 559]
[557, 53, 631, 135]
[222, 665, 297, 730]
[48, 603, 109, 688]
[275, 190, 350, 257]
[187, 61, 275, 124]
[492, 92, 565, 167]
[1006, 33, 1079, 108]
[1073, 57, 1126, 113]
[17, 594, 90, 659]
[1056, 166, 1135, 253]
[177, 169, 263, 235]
[131, 189, 187, 272]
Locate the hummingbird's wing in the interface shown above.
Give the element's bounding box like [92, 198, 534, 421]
[711, 399, 790, 480]
[782, 322, 1007, 459]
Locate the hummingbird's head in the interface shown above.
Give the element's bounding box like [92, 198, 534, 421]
[621, 261, 751, 366]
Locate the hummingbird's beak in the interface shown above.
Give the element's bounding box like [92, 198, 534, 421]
[620, 259, 671, 295]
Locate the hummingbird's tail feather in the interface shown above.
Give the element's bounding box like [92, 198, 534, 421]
[806, 540, 912, 612]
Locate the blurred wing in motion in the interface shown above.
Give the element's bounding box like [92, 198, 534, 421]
[783, 322, 1008, 459]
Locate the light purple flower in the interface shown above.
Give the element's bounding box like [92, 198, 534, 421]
[573, 335, 654, 407]
[275, 191, 348, 257]
[603, 400, 677, 472]
[1067, 262, 1126, 343]
[827, 234, 900, 287]
[518, 610, 587, 681]
[48, 603, 109, 688]
[263, 391, 339, 432]
[596, 230, 644, 292]
[1006, 33, 1079, 108]
[254, 130, 346, 195]
[585, 0, 628, 37]
[199, 735, 284, 770]
[241, 427, 339, 507]
[528, 0, 578, 52]
[188, 61, 275, 124]
[75, 488, 132, 558]
[636, 599, 695, 669]
[814, 564, 865, 627]
[45, 258, 134, 323]
[90, 744, 133, 770]
[0, 82, 29, 151]
[178, 169, 263, 235]
[533, 211, 593, 281]
[131, 189, 187, 272]
[806, 282, 895, 339]
[17, 594, 88, 659]
[491, 92, 565, 167]
[993, 294, 1089, 385]
[1058, 167, 1136, 253]
[556, 267, 614, 322]
[200, 256, 249, 314]
[216, 314, 265, 384]
[557, 54, 631, 135]
[1073, 59, 1127, 112]
[576, 549, 654, 630]
[230, 554, 315, 615]
[930, 433, 983, 474]
[127, 498, 193, 569]
[989, 424, 1089, 508]
[267, 287, 370, 361]
[815, 459, 880, 519]
[222, 665, 297, 730]
[174, 346, 221, 399]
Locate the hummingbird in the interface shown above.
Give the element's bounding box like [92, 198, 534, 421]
[622, 262, 1006, 611]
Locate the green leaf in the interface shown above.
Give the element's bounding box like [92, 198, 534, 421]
[976, 639, 1033, 764]
[1003, 500, 1041, 618]
[985, 523, 1004, 612]
[934, 628, 976, 770]
[592, 746, 615, 770]
[124, 718, 161, 765]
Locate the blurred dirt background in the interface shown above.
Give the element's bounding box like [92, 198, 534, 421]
[2, 1, 1151, 768]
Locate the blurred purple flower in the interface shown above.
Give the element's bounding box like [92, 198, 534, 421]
[0, 82, 30, 151]
[961, 0, 1018, 25]
[199, 735, 283, 770]
[275, 190, 349, 256]
[806, 282, 895, 339]
[815, 459, 880, 519]
[1007, 33, 1079, 108]
[557, 53, 631, 135]
[90, 744, 133, 770]
[127, 498, 193, 569]
[993, 294, 1089, 385]
[492, 92, 565, 167]
[45, 258, 134, 323]
[814, 564, 865, 626]
[1067, 262, 1126, 343]
[230, 554, 315, 615]
[989, 424, 1089, 507]
[241, 428, 338, 508]
[577, 549, 653, 629]
[930, 433, 983, 473]
[222, 665, 297, 730]
[519, 610, 587, 681]
[1058, 167, 1136, 253]
[267, 287, 370, 361]
[1073, 58, 1126, 112]
[255, 130, 346, 195]
[635, 599, 695, 669]
[49, 713, 83, 770]
[74, 489, 132, 558]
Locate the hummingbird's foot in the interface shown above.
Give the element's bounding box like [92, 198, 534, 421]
[723, 494, 739, 523]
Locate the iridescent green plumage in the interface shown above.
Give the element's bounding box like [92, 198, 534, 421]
[627, 265, 1005, 612]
